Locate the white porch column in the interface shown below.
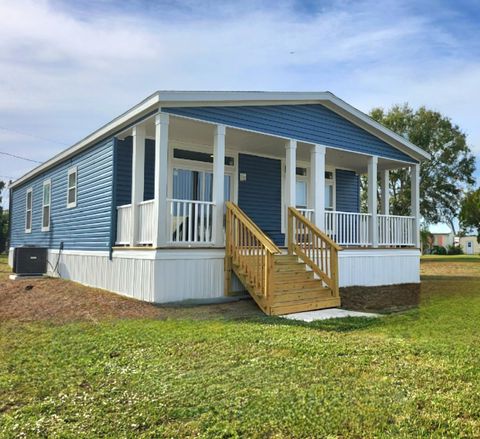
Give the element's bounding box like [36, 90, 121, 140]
[285, 139, 297, 210]
[153, 112, 169, 247]
[310, 144, 325, 229]
[411, 163, 421, 248]
[380, 169, 390, 215]
[131, 125, 145, 246]
[212, 124, 226, 246]
[368, 156, 378, 247]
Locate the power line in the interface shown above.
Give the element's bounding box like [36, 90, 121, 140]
[0, 126, 69, 147]
[0, 150, 42, 164]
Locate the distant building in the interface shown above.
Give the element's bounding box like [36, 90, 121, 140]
[429, 224, 454, 248]
[459, 236, 480, 255]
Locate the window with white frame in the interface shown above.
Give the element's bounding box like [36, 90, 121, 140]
[325, 172, 334, 210]
[296, 179, 308, 208]
[325, 182, 334, 210]
[296, 167, 308, 209]
[171, 148, 234, 202]
[295, 168, 335, 210]
[25, 188, 33, 233]
[42, 180, 51, 231]
[67, 167, 77, 208]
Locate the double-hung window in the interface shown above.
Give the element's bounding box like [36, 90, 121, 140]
[67, 167, 77, 208]
[25, 188, 33, 233]
[42, 180, 51, 231]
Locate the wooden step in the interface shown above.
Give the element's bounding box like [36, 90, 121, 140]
[272, 288, 332, 303]
[274, 271, 315, 282]
[273, 279, 324, 292]
[274, 263, 307, 273]
[273, 255, 300, 264]
[269, 297, 341, 316]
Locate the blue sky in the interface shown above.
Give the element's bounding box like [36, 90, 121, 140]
[1, 0, 479, 207]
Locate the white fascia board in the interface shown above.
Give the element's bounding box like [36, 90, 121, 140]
[11, 90, 429, 188]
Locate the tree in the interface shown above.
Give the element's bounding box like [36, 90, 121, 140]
[459, 188, 480, 243]
[369, 104, 476, 233]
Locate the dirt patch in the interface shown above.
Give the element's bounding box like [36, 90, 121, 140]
[0, 256, 260, 324]
[340, 283, 420, 313]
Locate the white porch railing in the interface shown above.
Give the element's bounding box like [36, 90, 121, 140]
[324, 211, 372, 247]
[116, 204, 132, 245]
[167, 199, 215, 245]
[378, 214, 415, 246]
[116, 202, 416, 248]
[138, 200, 155, 245]
[297, 208, 314, 222]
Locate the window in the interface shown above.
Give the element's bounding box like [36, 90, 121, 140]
[325, 171, 334, 210]
[25, 188, 33, 233]
[325, 182, 334, 210]
[296, 179, 308, 208]
[42, 180, 51, 231]
[295, 170, 335, 210]
[67, 167, 77, 208]
[172, 168, 232, 202]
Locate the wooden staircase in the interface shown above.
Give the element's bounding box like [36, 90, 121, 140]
[225, 202, 341, 316]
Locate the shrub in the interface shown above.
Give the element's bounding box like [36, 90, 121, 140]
[431, 245, 447, 255]
[447, 245, 464, 255]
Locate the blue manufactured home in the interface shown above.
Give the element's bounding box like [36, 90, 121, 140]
[9, 91, 430, 314]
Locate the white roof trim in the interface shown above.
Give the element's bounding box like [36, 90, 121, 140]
[10, 90, 430, 189]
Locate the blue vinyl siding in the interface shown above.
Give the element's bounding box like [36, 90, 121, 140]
[10, 139, 115, 251]
[115, 136, 155, 206]
[336, 169, 360, 213]
[144, 139, 156, 200]
[164, 104, 415, 163]
[238, 154, 284, 246]
[116, 137, 132, 206]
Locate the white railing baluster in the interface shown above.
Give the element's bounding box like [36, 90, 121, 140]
[115, 204, 132, 245]
[166, 199, 215, 245]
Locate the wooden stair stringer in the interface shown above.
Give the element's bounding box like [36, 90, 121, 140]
[231, 263, 270, 314]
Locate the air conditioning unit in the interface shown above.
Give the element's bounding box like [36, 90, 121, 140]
[13, 247, 48, 275]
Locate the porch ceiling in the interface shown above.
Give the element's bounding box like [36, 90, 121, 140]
[129, 115, 411, 173]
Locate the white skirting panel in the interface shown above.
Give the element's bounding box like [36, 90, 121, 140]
[152, 250, 225, 302]
[47, 250, 156, 302]
[40, 248, 244, 304]
[339, 248, 420, 287]
[11, 247, 419, 303]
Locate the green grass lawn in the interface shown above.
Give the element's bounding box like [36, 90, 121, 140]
[1, 254, 480, 437]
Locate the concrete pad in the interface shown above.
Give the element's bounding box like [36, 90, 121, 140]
[281, 308, 380, 322]
[9, 274, 46, 281]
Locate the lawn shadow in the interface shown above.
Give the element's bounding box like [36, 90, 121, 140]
[216, 304, 387, 333]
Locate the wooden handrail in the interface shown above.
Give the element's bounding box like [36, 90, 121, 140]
[225, 202, 281, 254]
[226, 202, 280, 299]
[288, 207, 341, 297]
[289, 207, 341, 251]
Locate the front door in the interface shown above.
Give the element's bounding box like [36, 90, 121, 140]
[467, 241, 474, 255]
[238, 154, 283, 246]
